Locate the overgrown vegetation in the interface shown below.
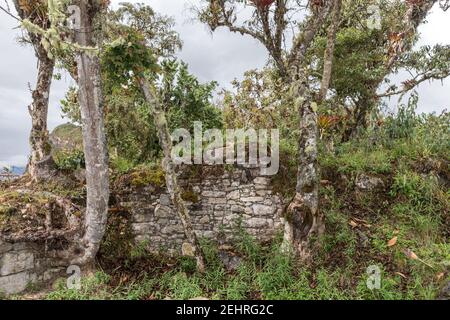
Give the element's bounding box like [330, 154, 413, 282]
[39, 107, 449, 300]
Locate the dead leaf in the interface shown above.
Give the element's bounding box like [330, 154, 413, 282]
[387, 236, 398, 247]
[405, 249, 418, 260]
[404, 249, 434, 269]
[349, 220, 358, 228]
[436, 273, 444, 281]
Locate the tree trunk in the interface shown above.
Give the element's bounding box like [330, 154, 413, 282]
[282, 72, 322, 258]
[72, 0, 109, 265]
[282, 4, 338, 257]
[27, 40, 56, 182]
[11, 0, 56, 181]
[318, 0, 341, 102]
[138, 76, 206, 273]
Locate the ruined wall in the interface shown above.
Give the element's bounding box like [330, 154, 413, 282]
[116, 166, 285, 253]
[0, 240, 63, 295]
[0, 165, 285, 295]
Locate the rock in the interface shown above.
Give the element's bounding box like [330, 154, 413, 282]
[134, 211, 154, 223]
[252, 204, 275, 216]
[231, 205, 245, 213]
[256, 190, 271, 196]
[355, 174, 384, 191]
[254, 177, 270, 185]
[155, 205, 171, 218]
[0, 251, 34, 276]
[0, 241, 12, 254]
[202, 191, 226, 197]
[199, 216, 210, 224]
[159, 194, 171, 206]
[181, 242, 195, 257]
[438, 281, 450, 300]
[241, 196, 264, 202]
[227, 190, 240, 200]
[162, 225, 184, 234]
[132, 223, 153, 234]
[247, 218, 269, 228]
[356, 230, 370, 248]
[241, 170, 249, 183]
[208, 198, 227, 204]
[0, 272, 34, 295]
[218, 251, 242, 271]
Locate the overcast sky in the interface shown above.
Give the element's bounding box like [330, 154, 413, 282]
[0, 0, 449, 167]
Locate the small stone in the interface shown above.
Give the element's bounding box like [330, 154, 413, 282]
[355, 174, 384, 191]
[199, 216, 210, 224]
[0, 251, 34, 276]
[252, 204, 275, 216]
[162, 225, 184, 234]
[0, 242, 12, 254]
[247, 218, 269, 228]
[202, 191, 226, 197]
[227, 190, 240, 200]
[159, 194, 171, 206]
[155, 205, 171, 218]
[0, 272, 34, 295]
[241, 196, 264, 202]
[208, 198, 227, 204]
[218, 251, 242, 271]
[132, 223, 153, 234]
[231, 205, 245, 213]
[181, 242, 195, 257]
[438, 281, 450, 300]
[254, 177, 270, 185]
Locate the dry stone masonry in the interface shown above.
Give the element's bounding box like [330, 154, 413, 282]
[0, 165, 285, 295]
[117, 166, 285, 254]
[0, 240, 63, 295]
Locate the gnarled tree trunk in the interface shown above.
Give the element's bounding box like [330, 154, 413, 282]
[138, 76, 206, 273]
[283, 71, 322, 257]
[12, 0, 56, 182]
[27, 39, 55, 181]
[72, 0, 109, 265]
[282, 2, 339, 257]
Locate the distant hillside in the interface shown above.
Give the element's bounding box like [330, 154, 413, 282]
[11, 166, 25, 175]
[50, 123, 83, 153]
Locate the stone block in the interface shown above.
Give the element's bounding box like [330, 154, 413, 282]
[0, 251, 34, 276]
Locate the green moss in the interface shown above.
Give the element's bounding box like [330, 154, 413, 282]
[130, 165, 166, 187]
[181, 188, 199, 203]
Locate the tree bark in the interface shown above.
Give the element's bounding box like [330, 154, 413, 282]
[138, 76, 206, 273]
[27, 40, 56, 181]
[318, 0, 341, 102]
[72, 0, 109, 265]
[282, 71, 322, 258]
[282, 5, 335, 257]
[12, 0, 56, 182]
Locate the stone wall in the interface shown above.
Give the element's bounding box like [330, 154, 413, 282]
[0, 165, 285, 295]
[0, 240, 63, 295]
[116, 166, 285, 254]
